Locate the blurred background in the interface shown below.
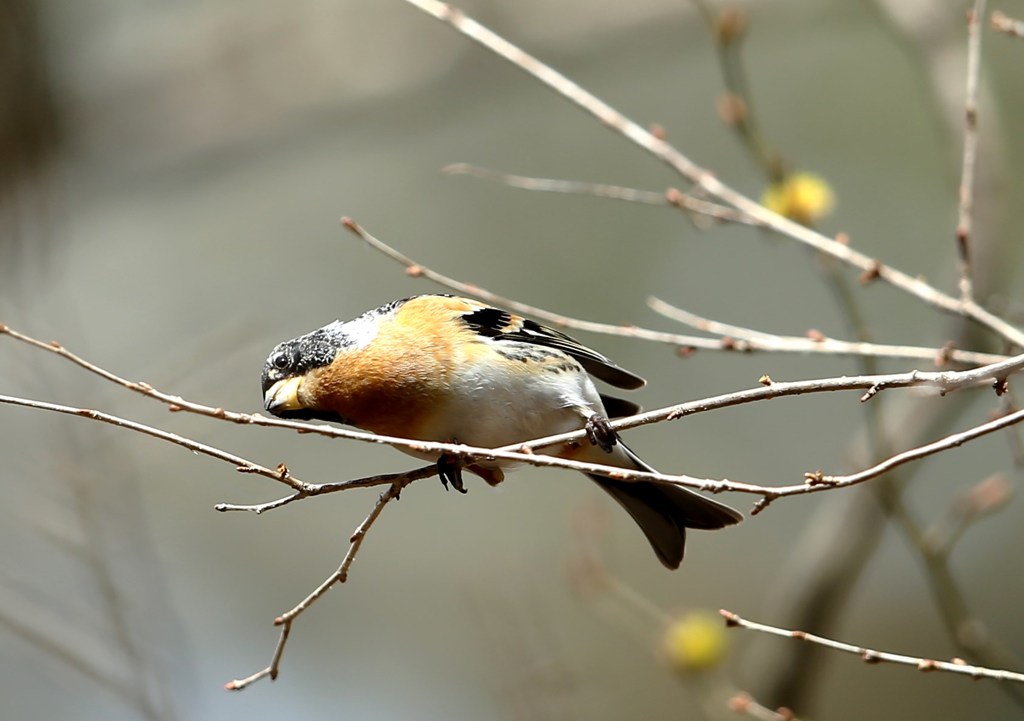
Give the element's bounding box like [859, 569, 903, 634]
[2, 0, 1024, 719]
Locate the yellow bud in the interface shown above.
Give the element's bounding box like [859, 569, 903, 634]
[762, 172, 836, 225]
[663, 610, 728, 674]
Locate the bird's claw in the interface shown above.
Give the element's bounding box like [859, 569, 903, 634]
[586, 414, 617, 453]
[437, 454, 468, 494]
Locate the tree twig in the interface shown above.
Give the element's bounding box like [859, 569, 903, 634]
[443, 163, 758, 224]
[991, 10, 1024, 38]
[955, 0, 987, 303]
[4, 357, 1024, 505]
[226, 479, 408, 690]
[340, 219, 1010, 366]
[721, 609, 1024, 684]
[401, 0, 1024, 349]
[647, 296, 1006, 367]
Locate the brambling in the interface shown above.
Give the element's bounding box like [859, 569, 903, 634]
[261, 294, 741, 569]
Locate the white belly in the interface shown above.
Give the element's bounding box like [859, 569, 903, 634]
[403, 357, 606, 461]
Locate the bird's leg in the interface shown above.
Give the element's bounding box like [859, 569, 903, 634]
[437, 453, 468, 494]
[585, 413, 618, 454]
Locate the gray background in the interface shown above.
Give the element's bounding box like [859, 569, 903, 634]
[2, 1, 1023, 719]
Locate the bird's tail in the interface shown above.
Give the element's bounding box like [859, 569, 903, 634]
[585, 443, 742, 570]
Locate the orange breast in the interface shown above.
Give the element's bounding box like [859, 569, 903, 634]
[301, 298, 474, 439]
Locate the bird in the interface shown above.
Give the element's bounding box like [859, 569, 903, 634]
[261, 294, 741, 569]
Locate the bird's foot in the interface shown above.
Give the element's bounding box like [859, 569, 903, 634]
[437, 453, 468, 494]
[585, 414, 618, 453]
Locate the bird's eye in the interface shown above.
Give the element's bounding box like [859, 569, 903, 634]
[272, 352, 290, 370]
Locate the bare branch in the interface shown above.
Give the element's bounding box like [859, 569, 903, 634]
[4, 350, 1024, 505]
[341, 219, 1012, 365]
[955, 0, 987, 303]
[443, 163, 758, 224]
[648, 296, 1008, 367]
[443, 163, 669, 205]
[728, 692, 801, 721]
[0, 393, 313, 493]
[991, 10, 1024, 38]
[5, 317, 1024, 504]
[805, 405, 1024, 488]
[721, 610, 1024, 684]
[226, 479, 407, 690]
[401, 0, 1024, 349]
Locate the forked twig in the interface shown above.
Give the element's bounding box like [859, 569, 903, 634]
[226, 479, 408, 690]
[721, 610, 1024, 684]
[402, 0, 1024, 349]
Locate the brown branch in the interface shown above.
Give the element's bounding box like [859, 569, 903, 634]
[955, 0, 987, 303]
[728, 692, 801, 721]
[721, 610, 1024, 684]
[805, 405, 1024, 488]
[341, 219, 1010, 365]
[647, 296, 1007, 367]
[443, 163, 669, 205]
[401, 0, 1024, 350]
[4, 358, 1024, 505]
[0, 393, 313, 491]
[226, 478, 408, 690]
[443, 163, 759, 225]
[5, 319, 1024, 503]
[991, 10, 1024, 38]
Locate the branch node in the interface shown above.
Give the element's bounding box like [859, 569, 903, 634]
[804, 470, 830, 485]
[860, 384, 882, 402]
[858, 260, 883, 285]
[751, 496, 775, 515]
[935, 341, 956, 367]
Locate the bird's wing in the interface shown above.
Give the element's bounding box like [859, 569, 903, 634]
[457, 303, 646, 390]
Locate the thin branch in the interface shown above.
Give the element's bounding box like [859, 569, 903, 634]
[6, 320, 1024, 506]
[721, 610, 1024, 684]
[0, 393, 312, 493]
[4, 361, 1024, 504]
[402, 0, 1024, 349]
[0, 392, 437, 510]
[341, 219, 1010, 365]
[443, 163, 668, 205]
[0, 605, 161, 719]
[955, 0, 987, 303]
[647, 296, 1007, 367]
[214, 466, 438, 513]
[443, 163, 758, 225]
[690, 0, 785, 183]
[226, 479, 407, 690]
[804, 405, 1024, 488]
[991, 10, 1024, 38]
[728, 692, 801, 721]
[339, 217, 725, 350]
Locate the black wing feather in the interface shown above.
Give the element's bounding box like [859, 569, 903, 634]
[460, 306, 645, 390]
